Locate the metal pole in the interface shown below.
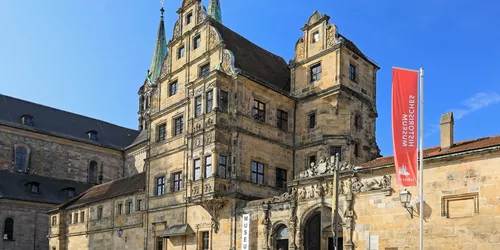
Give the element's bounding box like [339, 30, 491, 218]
[332, 153, 340, 250]
[419, 68, 424, 250]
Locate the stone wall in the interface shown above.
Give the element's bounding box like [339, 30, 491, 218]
[0, 126, 123, 183]
[352, 152, 500, 250]
[0, 200, 53, 250]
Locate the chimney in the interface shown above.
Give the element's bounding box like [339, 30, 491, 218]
[440, 112, 454, 150]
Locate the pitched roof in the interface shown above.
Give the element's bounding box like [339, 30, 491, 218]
[339, 34, 379, 69]
[125, 129, 148, 150]
[0, 94, 140, 149]
[362, 136, 500, 168]
[0, 170, 93, 204]
[209, 19, 291, 93]
[65, 172, 145, 209]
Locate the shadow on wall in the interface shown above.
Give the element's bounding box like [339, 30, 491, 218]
[416, 201, 433, 222]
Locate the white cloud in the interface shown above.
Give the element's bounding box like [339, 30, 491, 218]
[425, 92, 500, 137]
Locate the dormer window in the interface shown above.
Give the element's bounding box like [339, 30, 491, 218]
[21, 114, 33, 126]
[66, 188, 76, 198]
[26, 182, 40, 194]
[87, 131, 98, 141]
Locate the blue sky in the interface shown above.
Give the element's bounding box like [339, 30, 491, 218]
[1, 0, 499, 156]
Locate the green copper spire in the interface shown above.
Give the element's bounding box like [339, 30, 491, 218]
[147, 8, 167, 86]
[208, 0, 222, 23]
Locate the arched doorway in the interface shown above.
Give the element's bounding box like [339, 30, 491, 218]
[275, 224, 289, 250]
[304, 212, 321, 250]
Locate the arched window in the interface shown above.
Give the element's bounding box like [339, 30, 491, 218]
[88, 161, 98, 184]
[14, 146, 28, 172]
[3, 218, 13, 240]
[275, 224, 289, 250]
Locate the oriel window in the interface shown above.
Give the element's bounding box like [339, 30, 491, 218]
[206, 90, 213, 113]
[218, 155, 227, 179]
[195, 96, 202, 118]
[194, 159, 201, 181]
[219, 90, 229, 113]
[204, 155, 212, 178]
[349, 64, 357, 81]
[253, 100, 266, 122]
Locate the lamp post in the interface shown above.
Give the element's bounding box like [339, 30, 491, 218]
[399, 189, 413, 218]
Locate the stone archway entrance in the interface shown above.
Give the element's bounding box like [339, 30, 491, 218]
[304, 212, 321, 250]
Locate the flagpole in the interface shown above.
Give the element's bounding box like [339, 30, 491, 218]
[419, 68, 424, 250]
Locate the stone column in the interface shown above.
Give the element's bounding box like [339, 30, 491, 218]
[212, 152, 218, 177]
[191, 97, 196, 119]
[213, 86, 219, 110]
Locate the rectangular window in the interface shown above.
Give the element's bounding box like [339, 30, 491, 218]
[137, 200, 143, 211]
[251, 161, 264, 185]
[117, 204, 123, 215]
[194, 159, 201, 181]
[174, 116, 184, 136]
[74, 212, 78, 223]
[310, 63, 322, 82]
[156, 237, 164, 250]
[330, 146, 342, 161]
[349, 64, 356, 81]
[219, 90, 228, 113]
[156, 176, 165, 195]
[312, 31, 320, 43]
[195, 96, 202, 118]
[276, 109, 288, 131]
[200, 63, 210, 77]
[186, 12, 193, 24]
[51, 216, 57, 226]
[308, 154, 317, 167]
[97, 207, 103, 219]
[178, 46, 185, 59]
[173, 172, 182, 192]
[253, 100, 266, 122]
[69, 214, 72, 224]
[308, 112, 316, 129]
[201, 231, 210, 250]
[206, 90, 213, 113]
[158, 123, 166, 142]
[80, 211, 85, 222]
[275, 168, 287, 189]
[354, 114, 362, 129]
[126, 202, 133, 214]
[218, 155, 227, 179]
[169, 81, 178, 96]
[193, 35, 201, 49]
[204, 155, 212, 178]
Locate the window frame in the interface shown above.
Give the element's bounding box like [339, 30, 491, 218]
[14, 145, 29, 172]
[97, 206, 103, 220]
[194, 96, 202, 118]
[218, 155, 228, 179]
[276, 109, 288, 132]
[117, 204, 123, 216]
[330, 146, 342, 161]
[87, 131, 98, 141]
[275, 168, 287, 189]
[169, 81, 178, 96]
[310, 63, 322, 83]
[219, 90, 229, 113]
[172, 172, 182, 192]
[253, 99, 266, 122]
[204, 155, 212, 178]
[251, 161, 265, 185]
[201, 231, 210, 250]
[173, 116, 184, 136]
[193, 158, 201, 181]
[30, 183, 39, 193]
[199, 63, 210, 78]
[126, 201, 133, 215]
[178, 45, 185, 59]
[349, 64, 357, 82]
[354, 142, 360, 157]
[156, 176, 165, 196]
[186, 12, 193, 24]
[193, 34, 201, 50]
[312, 31, 320, 43]
[21, 114, 33, 126]
[206, 90, 213, 113]
[354, 114, 362, 130]
[88, 161, 98, 184]
[51, 216, 57, 226]
[308, 154, 317, 167]
[308, 112, 316, 129]
[158, 123, 167, 142]
[80, 211, 85, 222]
[137, 200, 143, 211]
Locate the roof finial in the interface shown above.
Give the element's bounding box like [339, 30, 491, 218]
[160, 0, 165, 19]
[208, 0, 222, 23]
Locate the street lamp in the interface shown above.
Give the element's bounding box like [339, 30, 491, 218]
[115, 228, 127, 242]
[399, 189, 413, 218]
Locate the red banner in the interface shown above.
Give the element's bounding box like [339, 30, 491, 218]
[392, 68, 418, 186]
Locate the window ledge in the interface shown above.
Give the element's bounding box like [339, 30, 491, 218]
[2, 239, 14, 242]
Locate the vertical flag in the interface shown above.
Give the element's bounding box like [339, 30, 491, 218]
[391, 68, 418, 186]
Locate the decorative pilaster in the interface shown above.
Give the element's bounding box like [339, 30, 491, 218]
[262, 201, 271, 250]
[213, 86, 219, 110]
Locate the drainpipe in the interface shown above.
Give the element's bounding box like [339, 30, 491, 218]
[292, 100, 297, 178]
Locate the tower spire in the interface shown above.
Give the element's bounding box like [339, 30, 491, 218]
[208, 0, 222, 23]
[147, 8, 167, 86]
